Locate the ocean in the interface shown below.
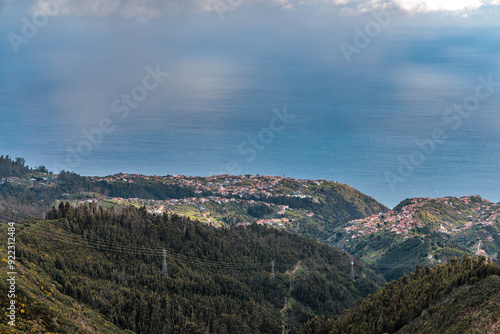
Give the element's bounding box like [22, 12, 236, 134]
[1, 7, 499, 208]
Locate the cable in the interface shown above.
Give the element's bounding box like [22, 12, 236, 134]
[35, 228, 271, 266]
[21, 226, 424, 271]
[38, 230, 164, 255]
[23, 229, 273, 269]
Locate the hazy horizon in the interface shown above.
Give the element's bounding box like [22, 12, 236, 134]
[1, 0, 500, 208]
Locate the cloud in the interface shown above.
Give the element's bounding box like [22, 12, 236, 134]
[30, 0, 174, 22]
[29, 0, 500, 21]
[389, 0, 496, 13]
[335, 0, 500, 16]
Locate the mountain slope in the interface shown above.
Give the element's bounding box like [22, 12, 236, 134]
[334, 196, 500, 280]
[301, 257, 500, 334]
[1, 203, 384, 333]
[399, 274, 500, 334]
[0, 224, 131, 333]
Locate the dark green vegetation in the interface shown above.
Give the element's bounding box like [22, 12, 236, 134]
[0, 156, 30, 178]
[354, 236, 470, 282]
[0, 155, 48, 179]
[247, 204, 274, 218]
[0, 246, 130, 334]
[1, 203, 383, 333]
[301, 257, 500, 334]
[0, 156, 56, 221]
[55, 171, 197, 199]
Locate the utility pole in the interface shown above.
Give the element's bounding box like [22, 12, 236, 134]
[350, 258, 354, 280]
[271, 260, 275, 279]
[162, 248, 168, 276]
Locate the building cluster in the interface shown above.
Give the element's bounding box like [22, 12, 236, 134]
[108, 196, 297, 221]
[345, 198, 425, 238]
[63, 174, 330, 230]
[90, 173, 297, 198]
[237, 217, 291, 228]
[0, 177, 15, 184]
[89, 173, 329, 200]
[89, 173, 163, 184]
[443, 196, 499, 232]
[1, 176, 57, 187]
[104, 196, 247, 215]
[89, 173, 325, 207]
[345, 196, 500, 238]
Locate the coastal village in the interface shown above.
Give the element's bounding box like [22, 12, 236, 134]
[7, 172, 499, 237]
[8, 170, 499, 251]
[86, 173, 321, 227]
[89, 173, 325, 199]
[100, 195, 296, 227]
[3, 168, 500, 267]
[3, 171, 324, 228]
[345, 196, 499, 237]
[344, 196, 500, 256]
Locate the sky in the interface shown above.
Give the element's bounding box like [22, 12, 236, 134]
[1, 0, 499, 208]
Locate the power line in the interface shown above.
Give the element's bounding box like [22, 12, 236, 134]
[24, 229, 273, 269]
[162, 248, 168, 276]
[21, 227, 431, 272]
[37, 229, 164, 255]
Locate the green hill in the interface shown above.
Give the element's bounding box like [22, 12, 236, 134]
[0, 246, 131, 334]
[335, 196, 500, 281]
[3, 155, 499, 332]
[0, 156, 388, 241]
[1, 203, 384, 333]
[301, 257, 500, 334]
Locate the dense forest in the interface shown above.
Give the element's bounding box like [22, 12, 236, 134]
[1, 203, 383, 333]
[0, 156, 32, 178]
[0, 156, 57, 221]
[301, 256, 500, 334]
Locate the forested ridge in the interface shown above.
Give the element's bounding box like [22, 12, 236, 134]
[3, 155, 499, 333]
[301, 256, 500, 334]
[0, 156, 31, 178]
[1, 203, 383, 333]
[0, 156, 387, 240]
[0, 167, 197, 223]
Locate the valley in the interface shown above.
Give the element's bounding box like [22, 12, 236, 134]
[1, 155, 499, 333]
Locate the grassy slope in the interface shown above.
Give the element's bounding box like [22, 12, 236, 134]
[0, 224, 131, 333]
